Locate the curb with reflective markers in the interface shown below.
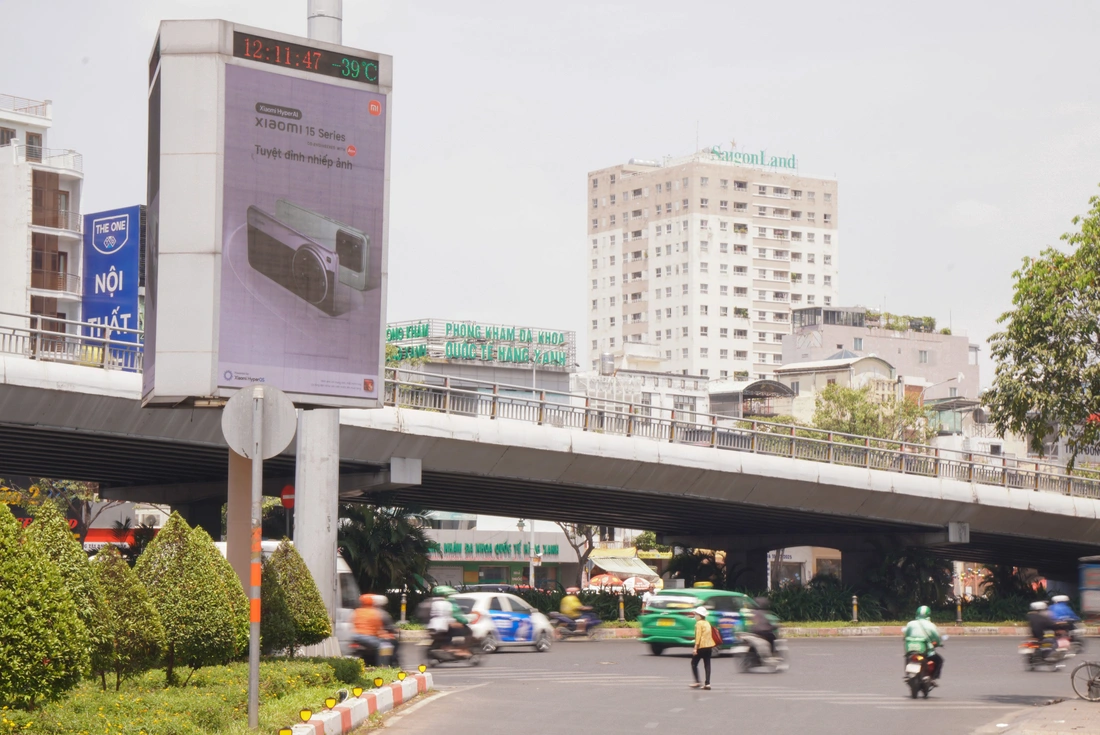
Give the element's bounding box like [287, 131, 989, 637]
[589, 626, 1099, 639]
[290, 674, 432, 734]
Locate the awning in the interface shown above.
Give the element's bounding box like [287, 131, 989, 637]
[590, 556, 659, 580]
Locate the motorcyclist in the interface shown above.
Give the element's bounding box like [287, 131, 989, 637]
[372, 594, 399, 665]
[749, 597, 779, 661]
[902, 605, 944, 680]
[1049, 594, 1082, 649]
[1027, 600, 1056, 648]
[353, 593, 383, 660]
[428, 586, 472, 657]
[560, 588, 593, 633]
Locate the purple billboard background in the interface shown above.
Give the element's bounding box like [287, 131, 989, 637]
[218, 63, 385, 403]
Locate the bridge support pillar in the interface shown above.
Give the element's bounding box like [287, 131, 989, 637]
[724, 549, 768, 591]
[226, 449, 251, 590]
[841, 550, 878, 590]
[294, 408, 340, 625]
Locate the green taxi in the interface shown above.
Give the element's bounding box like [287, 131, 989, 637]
[639, 587, 755, 655]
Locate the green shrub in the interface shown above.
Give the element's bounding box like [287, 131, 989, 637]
[191, 526, 250, 659]
[25, 502, 112, 680]
[92, 545, 165, 690]
[267, 539, 331, 652]
[260, 557, 296, 655]
[134, 512, 238, 684]
[0, 503, 89, 708]
[298, 656, 367, 685]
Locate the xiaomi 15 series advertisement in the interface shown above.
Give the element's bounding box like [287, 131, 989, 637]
[218, 63, 385, 404]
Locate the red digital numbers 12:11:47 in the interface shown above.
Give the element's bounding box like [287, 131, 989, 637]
[240, 37, 321, 70]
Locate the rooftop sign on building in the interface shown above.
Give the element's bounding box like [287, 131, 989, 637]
[708, 145, 797, 170]
[387, 318, 576, 372]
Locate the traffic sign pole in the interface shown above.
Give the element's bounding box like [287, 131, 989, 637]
[248, 388, 264, 730]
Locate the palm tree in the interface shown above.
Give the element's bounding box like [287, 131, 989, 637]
[337, 504, 433, 594]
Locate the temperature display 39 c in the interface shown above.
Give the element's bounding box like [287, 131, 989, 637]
[232, 32, 379, 84]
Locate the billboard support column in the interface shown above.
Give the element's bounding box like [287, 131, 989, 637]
[294, 408, 340, 623]
[226, 449, 251, 590]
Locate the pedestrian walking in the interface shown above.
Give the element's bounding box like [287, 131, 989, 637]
[690, 606, 717, 689]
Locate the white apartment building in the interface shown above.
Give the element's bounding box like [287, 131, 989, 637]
[0, 93, 84, 330]
[587, 147, 839, 380]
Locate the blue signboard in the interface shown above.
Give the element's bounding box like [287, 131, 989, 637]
[82, 206, 142, 360]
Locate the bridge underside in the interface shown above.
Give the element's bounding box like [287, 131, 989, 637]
[1, 380, 1097, 578]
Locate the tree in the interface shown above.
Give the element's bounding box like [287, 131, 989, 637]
[92, 545, 165, 691]
[980, 564, 1044, 601]
[631, 531, 669, 553]
[111, 518, 158, 566]
[25, 502, 111, 683]
[190, 526, 250, 660]
[259, 557, 296, 655]
[0, 503, 89, 709]
[557, 523, 596, 587]
[812, 384, 934, 443]
[266, 539, 331, 653]
[134, 512, 238, 684]
[338, 504, 432, 593]
[864, 547, 953, 619]
[985, 189, 1100, 466]
[1, 477, 125, 544]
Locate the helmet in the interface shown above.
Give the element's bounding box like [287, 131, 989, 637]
[1030, 601, 1048, 611]
[916, 605, 931, 620]
[1052, 595, 1070, 604]
[432, 585, 457, 597]
[359, 594, 374, 607]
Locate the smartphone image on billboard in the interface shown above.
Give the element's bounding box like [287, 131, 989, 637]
[275, 199, 371, 291]
[246, 205, 347, 316]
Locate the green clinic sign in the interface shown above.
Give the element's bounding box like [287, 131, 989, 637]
[387, 319, 573, 368]
[709, 146, 796, 170]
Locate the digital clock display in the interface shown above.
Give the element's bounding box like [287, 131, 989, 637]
[232, 32, 379, 84]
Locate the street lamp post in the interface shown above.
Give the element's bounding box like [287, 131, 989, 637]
[517, 518, 535, 587]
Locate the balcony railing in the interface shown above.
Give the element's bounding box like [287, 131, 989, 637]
[31, 207, 82, 233]
[1, 310, 1099, 500]
[0, 94, 49, 117]
[16, 145, 83, 173]
[30, 269, 82, 295]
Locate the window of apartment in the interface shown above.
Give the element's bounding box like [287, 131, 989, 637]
[655, 308, 662, 319]
[609, 215, 616, 225]
[700, 327, 709, 337]
[824, 296, 832, 306]
[591, 198, 598, 209]
[734, 244, 748, 255]
[791, 293, 802, 302]
[735, 180, 747, 191]
[823, 275, 832, 286]
[720, 330, 728, 341]
[720, 283, 728, 294]
[757, 290, 768, 301]
[758, 185, 768, 195]
[791, 232, 802, 242]
[734, 202, 747, 212]
[807, 295, 815, 304]
[773, 291, 788, 301]
[609, 316, 616, 326]
[632, 210, 642, 219]
[719, 221, 728, 232]
[700, 241, 709, 252]
[808, 191, 816, 201]
[700, 347, 709, 359]
[807, 253, 816, 264]
[609, 276, 616, 286]
[719, 242, 729, 254]
[700, 262, 709, 273]
[807, 274, 815, 284]
[700, 305, 709, 316]
[591, 218, 598, 229]
[656, 184, 662, 193]
[682, 284, 689, 295]
[591, 299, 597, 310]
[854, 337, 863, 351]
[720, 306, 729, 317]
[700, 219, 709, 229]
[610, 337, 616, 347]
[591, 278, 597, 289]
[680, 177, 688, 188]
[791, 211, 802, 221]
[824, 254, 832, 265]
[0, 127, 15, 147]
[757, 227, 768, 237]
[631, 230, 642, 239]
[734, 286, 747, 296]
[824, 192, 832, 203]
[610, 194, 616, 205]
[682, 305, 689, 316]
[734, 330, 748, 339]
[919, 350, 929, 364]
[665, 287, 672, 297]
[807, 233, 815, 243]
[790, 381, 800, 395]
[824, 234, 832, 245]
[591, 340, 598, 350]
[665, 350, 672, 359]
[949, 386, 958, 398]
[807, 212, 816, 222]
[681, 327, 689, 337]
[681, 348, 689, 358]
[756, 268, 767, 278]
[757, 331, 768, 342]
[609, 255, 616, 266]
[757, 310, 767, 320]
[719, 200, 729, 211]
[592, 178, 598, 189]
[757, 206, 768, 216]
[665, 308, 672, 318]
[610, 296, 616, 306]
[700, 283, 709, 294]
[823, 213, 832, 224]
[792, 189, 802, 199]
[631, 288, 642, 298]
[591, 259, 597, 269]
[666, 205, 672, 215]
[665, 328, 672, 338]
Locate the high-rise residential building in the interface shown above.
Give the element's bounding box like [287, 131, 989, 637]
[586, 148, 839, 380]
[0, 93, 84, 329]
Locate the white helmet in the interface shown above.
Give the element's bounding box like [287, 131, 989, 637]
[1052, 595, 1070, 604]
[1030, 601, 1048, 611]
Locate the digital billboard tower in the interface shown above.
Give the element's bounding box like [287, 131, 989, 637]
[144, 20, 391, 408]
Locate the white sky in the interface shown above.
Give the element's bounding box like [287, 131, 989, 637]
[8, 1, 1100, 387]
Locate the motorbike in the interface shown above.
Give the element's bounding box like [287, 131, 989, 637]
[1020, 632, 1076, 671]
[903, 646, 943, 699]
[348, 636, 396, 668]
[425, 628, 484, 667]
[731, 633, 788, 673]
[548, 611, 602, 639]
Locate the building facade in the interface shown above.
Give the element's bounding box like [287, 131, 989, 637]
[587, 147, 839, 381]
[0, 94, 85, 332]
[782, 306, 981, 403]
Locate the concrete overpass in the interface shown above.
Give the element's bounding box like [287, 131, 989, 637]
[2, 331, 1100, 585]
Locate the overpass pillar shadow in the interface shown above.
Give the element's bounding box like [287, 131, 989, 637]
[840, 549, 877, 590]
[724, 548, 768, 591]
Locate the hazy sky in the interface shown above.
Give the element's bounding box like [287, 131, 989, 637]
[8, 1, 1100, 386]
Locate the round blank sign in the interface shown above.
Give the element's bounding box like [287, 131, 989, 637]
[221, 385, 297, 460]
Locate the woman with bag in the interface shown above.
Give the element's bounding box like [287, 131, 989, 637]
[690, 606, 718, 689]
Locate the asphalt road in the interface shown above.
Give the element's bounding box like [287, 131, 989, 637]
[390, 637, 1081, 735]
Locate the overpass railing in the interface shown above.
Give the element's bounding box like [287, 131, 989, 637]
[0, 310, 1096, 499]
[0, 311, 142, 372]
[384, 367, 1100, 500]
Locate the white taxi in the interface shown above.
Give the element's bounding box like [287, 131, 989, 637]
[451, 592, 554, 653]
